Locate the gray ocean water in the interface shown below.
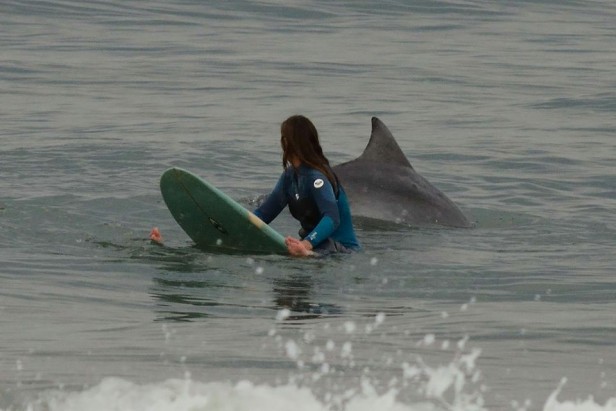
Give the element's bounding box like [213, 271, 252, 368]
[1, 1, 615, 410]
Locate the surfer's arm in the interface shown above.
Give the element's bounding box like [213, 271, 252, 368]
[304, 177, 340, 247]
[304, 216, 336, 247]
[253, 173, 287, 224]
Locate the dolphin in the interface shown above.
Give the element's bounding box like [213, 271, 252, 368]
[332, 117, 471, 228]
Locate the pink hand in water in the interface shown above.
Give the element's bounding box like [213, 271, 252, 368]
[150, 227, 163, 244]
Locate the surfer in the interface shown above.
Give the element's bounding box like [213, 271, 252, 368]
[253, 115, 361, 257]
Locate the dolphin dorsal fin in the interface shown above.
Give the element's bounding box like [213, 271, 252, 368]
[358, 117, 413, 168]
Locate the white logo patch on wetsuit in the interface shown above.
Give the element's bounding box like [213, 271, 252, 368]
[313, 179, 324, 189]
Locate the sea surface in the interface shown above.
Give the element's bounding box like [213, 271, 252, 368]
[1, 1, 615, 410]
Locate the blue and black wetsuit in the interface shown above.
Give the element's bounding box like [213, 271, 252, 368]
[254, 165, 360, 254]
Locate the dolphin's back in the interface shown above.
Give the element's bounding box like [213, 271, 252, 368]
[332, 117, 471, 228]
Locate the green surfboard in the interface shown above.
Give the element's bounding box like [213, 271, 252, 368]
[160, 167, 287, 254]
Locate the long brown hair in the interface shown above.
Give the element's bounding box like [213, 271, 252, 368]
[280, 115, 337, 191]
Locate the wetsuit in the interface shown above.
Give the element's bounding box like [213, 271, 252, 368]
[254, 165, 361, 254]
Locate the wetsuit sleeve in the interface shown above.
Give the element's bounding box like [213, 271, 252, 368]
[304, 176, 340, 247]
[253, 172, 287, 224]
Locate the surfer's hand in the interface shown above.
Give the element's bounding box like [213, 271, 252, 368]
[150, 227, 163, 244]
[285, 236, 313, 257]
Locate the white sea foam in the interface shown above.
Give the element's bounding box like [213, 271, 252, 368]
[20, 378, 326, 411]
[11, 376, 616, 411]
[7, 328, 615, 411]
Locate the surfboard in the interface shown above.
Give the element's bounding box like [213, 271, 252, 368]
[160, 167, 288, 254]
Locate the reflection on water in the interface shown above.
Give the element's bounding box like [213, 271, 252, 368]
[273, 274, 343, 320]
[151, 276, 231, 322]
[147, 246, 242, 322]
[143, 243, 344, 322]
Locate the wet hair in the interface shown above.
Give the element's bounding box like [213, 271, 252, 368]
[280, 115, 337, 191]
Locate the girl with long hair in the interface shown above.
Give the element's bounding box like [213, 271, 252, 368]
[254, 115, 360, 256]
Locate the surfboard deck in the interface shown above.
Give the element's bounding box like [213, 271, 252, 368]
[160, 167, 287, 254]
